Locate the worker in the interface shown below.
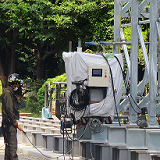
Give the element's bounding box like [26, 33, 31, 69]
[2, 73, 22, 160]
[15, 80, 26, 109]
[14, 79, 23, 97]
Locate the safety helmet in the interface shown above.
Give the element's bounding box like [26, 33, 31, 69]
[19, 79, 24, 87]
[8, 73, 21, 85]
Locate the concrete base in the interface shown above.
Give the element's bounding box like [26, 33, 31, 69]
[42, 134, 60, 150]
[22, 130, 38, 146]
[67, 138, 80, 157]
[96, 144, 112, 160]
[117, 146, 130, 160]
[54, 135, 68, 153]
[32, 132, 46, 147]
[127, 128, 147, 149]
[146, 130, 160, 152]
[77, 125, 91, 140]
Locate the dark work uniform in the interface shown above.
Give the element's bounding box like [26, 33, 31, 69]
[2, 86, 19, 160]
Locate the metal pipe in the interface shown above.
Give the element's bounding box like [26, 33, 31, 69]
[121, 20, 150, 27]
[69, 41, 72, 52]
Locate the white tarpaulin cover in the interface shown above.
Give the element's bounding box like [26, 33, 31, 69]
[62, 51, 123, 119]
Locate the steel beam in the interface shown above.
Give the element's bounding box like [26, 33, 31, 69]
[156, 22, 160, 94]
[148, 0, 159, 126]
[114, 0, 121, 54]
[137, 25, 149, 74]
[130, 0, 139, 124]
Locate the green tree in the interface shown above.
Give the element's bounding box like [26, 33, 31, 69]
[20, 73, 66, 116]
[0, 0, 114, 85]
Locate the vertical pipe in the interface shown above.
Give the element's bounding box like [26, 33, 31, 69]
[48, 83, 52, 118]
[78, 39, 81, 47]
[77, 39, 82, 52]
[69, 41, 72, 52]
[44, 83, 48, 109]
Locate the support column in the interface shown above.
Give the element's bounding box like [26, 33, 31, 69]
[148, 0, 159, 126]
[114, 0, 121, 54]
[130, 0, 139, 124]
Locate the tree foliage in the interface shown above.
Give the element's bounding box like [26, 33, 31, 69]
[0, 0, 151, 116]
[0, 0, 115, 116]
[0, 0, 114, 85]
[20, 73, 66, 116]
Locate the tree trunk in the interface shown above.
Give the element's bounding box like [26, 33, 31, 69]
[0, 60, 7, 88]
[0, 28, 18, 87]
[35, 33, 69, 80]
[10, 48, 16, 74]
[35, 44, 44, 80]
[36, 59, 44, 79]
[9, 28, 18, 74]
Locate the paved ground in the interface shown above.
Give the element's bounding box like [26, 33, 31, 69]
[0, 152, 50, 160]
[0, 145, 56, 160]
[0, 138, 80, 160]
[0, 148, 75, 160]
[0, 115, 81, 160]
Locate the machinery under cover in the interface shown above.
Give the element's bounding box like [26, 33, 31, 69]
[63, 51, 123, 120]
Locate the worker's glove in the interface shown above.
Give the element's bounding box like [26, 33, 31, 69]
[13, 121, 18, 128]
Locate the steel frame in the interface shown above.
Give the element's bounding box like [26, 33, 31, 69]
[115, 0, 160, 126]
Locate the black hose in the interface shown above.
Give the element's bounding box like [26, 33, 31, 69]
[101, 55, 121, 126]
[23, 131, 52, 159]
